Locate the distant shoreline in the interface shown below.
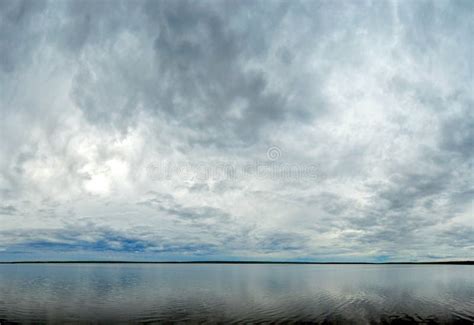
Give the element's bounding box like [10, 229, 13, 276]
[0, 261, 472, 265]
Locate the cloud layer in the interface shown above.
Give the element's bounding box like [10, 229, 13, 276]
[0, 0, 472, 261]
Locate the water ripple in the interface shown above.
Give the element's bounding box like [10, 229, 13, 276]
[0, 264, 472, 324]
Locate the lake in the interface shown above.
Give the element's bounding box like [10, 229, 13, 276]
[0, 264, 472, 323]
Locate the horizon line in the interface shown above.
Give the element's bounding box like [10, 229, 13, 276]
[1, 260, 472, 265]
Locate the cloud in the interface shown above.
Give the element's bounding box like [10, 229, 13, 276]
[0, 0, 472, 261]
[0, 205, 16, 216]
[67, 0, 311, 147]
[0, 0, 47, 74]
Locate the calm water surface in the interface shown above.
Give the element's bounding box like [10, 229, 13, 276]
[0, 264, 472, 324]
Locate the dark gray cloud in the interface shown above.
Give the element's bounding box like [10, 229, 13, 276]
[0, 204, 16, 215]
[437, 224, 474, 248]
[67, 0, 311, 146]
[0, 0, 47, 73]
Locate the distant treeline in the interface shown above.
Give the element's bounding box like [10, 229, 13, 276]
[1, 261, 473, 265]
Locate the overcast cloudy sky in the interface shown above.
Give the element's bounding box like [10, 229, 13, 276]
[0, 0, 472, 262]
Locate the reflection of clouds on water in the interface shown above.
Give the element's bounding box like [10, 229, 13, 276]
[0, 265, 472, 323]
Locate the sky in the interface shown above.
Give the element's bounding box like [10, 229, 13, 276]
[0, 0, 472, 262]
